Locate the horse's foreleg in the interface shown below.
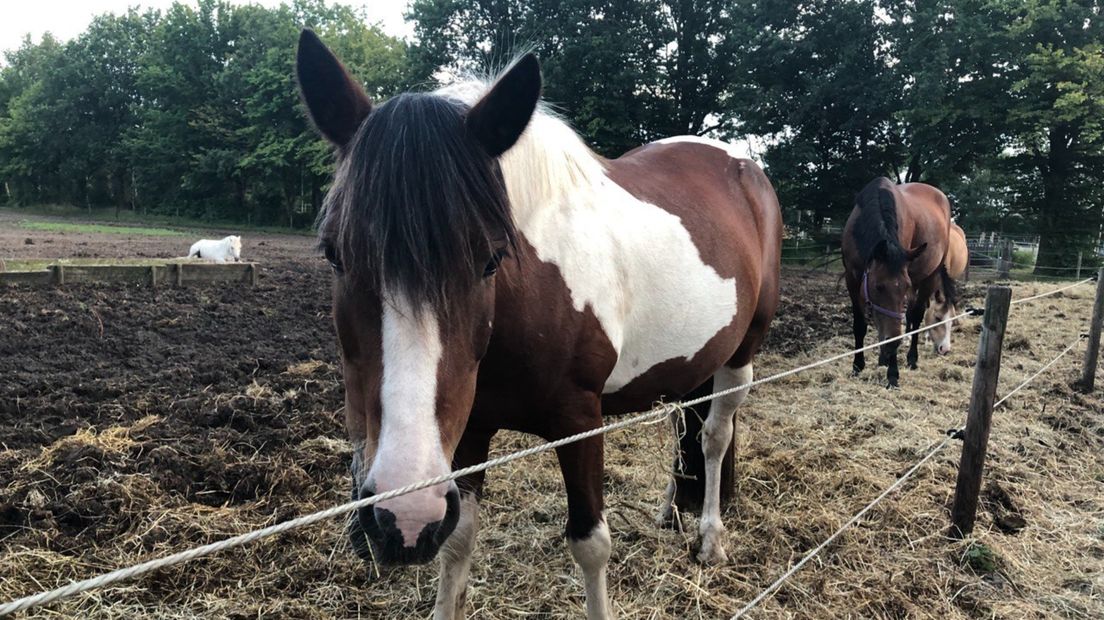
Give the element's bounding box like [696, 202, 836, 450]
[907, 283, 934, 370]
[555, 419, 615, 620]
[433, 430, 494, 620]
[851, 303, 868, 375]
[881, 341, 901, 388]
[698, 363, 751, 565]
[906, 302, 924, 370]
[433, 494, 480, 620]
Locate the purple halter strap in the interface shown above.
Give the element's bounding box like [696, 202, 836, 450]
[862, 270, 906, 321]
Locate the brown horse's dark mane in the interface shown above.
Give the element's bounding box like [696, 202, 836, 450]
[852, 177, 908, 270]
[317, 92, 518, 314]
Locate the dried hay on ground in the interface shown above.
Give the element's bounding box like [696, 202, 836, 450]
[1, 249, 1101, 618]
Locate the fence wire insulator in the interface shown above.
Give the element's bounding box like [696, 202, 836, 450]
[947, 427, 965, 440]
[965, 307, 984, 317]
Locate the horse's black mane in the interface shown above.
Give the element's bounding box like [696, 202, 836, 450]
[318, 92, 517, 313]
[852, 177, 907, 270]
[938, 264, 959, 307]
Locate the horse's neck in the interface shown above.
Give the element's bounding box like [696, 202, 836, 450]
[499, 113, 608, 230]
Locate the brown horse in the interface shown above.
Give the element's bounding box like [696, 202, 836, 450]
[842, 178, 950, 387]
[296, 31, 781, 619]
[924, 223, 968, 355]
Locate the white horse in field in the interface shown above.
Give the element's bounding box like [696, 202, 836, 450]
[187, 235, 242, 263]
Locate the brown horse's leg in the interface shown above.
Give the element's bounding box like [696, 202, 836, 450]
[846, 271, 868, 375]
[552, 398, 614, 620]
[880, 339, 901, 387]
[696, 362, 752, 565]
[433, 428, 495, 620]
[666, 377, 718, 520]
[906, 278, 935, 370]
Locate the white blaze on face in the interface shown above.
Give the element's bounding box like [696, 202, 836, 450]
[370, 291, 451, 546]
[925, 302, 954, 355]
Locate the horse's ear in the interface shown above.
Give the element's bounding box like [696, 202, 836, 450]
[466, 53, 542, 157]
[296, 29, 372, 147]
[906, 243, 928, 261]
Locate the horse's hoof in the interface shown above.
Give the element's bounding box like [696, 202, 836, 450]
[696, 543, 729, 566]
[907, 361, 918, 370]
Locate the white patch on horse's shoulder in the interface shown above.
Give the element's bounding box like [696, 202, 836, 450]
[439, 80, 739, 391]
[524, 180, 737, 392]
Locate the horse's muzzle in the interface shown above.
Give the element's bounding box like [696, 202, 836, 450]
[348, 480, 461, 566]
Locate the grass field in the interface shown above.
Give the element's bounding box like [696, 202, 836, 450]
[18, 220, 186, 237]
[3, 204, 313, 237]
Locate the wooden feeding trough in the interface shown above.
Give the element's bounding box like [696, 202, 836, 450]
[0, 261, 258, 288]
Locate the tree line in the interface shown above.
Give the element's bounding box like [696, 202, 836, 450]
[1, 0, 1101, 271]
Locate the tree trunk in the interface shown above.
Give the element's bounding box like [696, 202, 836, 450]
[1034, 125, 1082, 276]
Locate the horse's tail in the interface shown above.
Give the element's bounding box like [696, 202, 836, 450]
[670, 377, 736, 514]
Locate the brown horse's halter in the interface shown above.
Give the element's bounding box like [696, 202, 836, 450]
[861, 270, 906, 321]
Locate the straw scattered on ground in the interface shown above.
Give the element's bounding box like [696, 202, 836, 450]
[1, 222, 1101, 619]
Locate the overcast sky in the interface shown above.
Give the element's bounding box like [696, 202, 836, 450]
[0, 0, 413, 55]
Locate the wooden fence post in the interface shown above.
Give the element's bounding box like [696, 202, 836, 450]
[950, 285, 1012, 538]
[54, 265, 65, 286]
[1080, 268, 1104, 393]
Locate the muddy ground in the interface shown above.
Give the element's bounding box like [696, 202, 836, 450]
[1, 210, 1101, 619]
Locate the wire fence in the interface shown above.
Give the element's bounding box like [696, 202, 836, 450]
[729, 331, 1088, 619]
[0, 277, 1098, 618]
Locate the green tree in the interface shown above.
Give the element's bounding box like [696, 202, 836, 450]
[1000, 1, 1104, 273]
[724, 0, 902, 231]
[0, 0, 410, 227]
[408, 0, 738, 155]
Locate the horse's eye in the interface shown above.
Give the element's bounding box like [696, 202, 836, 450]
[324, 244, 343, 274]
[876, 283, 886, 293]
[483, 248, 508, 278]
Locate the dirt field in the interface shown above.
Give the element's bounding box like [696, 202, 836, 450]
[1, 210, 1101, 619]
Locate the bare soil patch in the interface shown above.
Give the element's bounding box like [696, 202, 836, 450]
[1, 215, 1100, 618]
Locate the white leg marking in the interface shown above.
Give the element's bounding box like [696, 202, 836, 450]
[371, 292, 450, 546]
[569, 518, 616, 620]
[698, 363, 752, 565]
[433, 494, 480, 620]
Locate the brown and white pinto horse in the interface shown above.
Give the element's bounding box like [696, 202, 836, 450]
[924, 222, 968, 355]
[842, 178, 950, 387]
[296, 31, 780, 619]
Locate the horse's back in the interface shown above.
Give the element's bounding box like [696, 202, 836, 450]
[611, 137, 782, 275]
